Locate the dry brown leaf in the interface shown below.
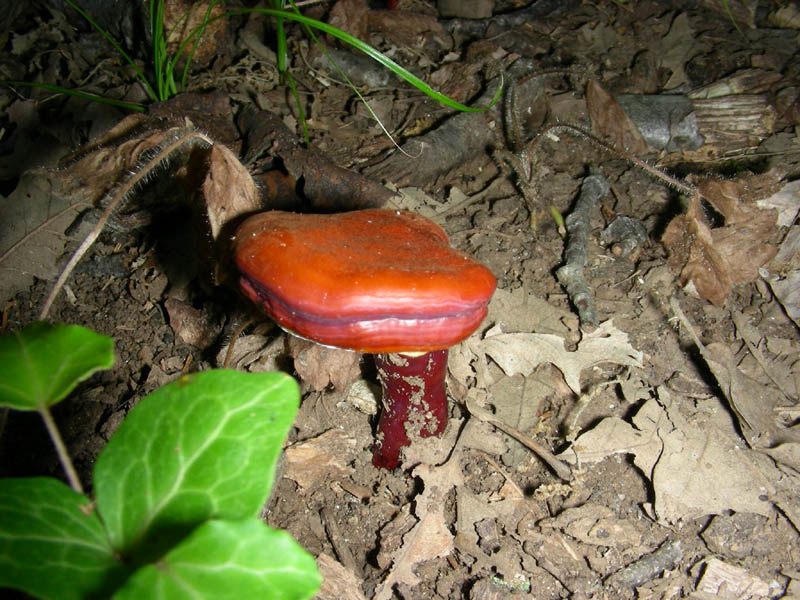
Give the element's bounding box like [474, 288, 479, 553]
[562, 389, 775, 523]
[163, 0, 226, 67]
[768, 271, 800, 328]
[367, 10, 446, 49]
[164, 298, 222, 349]
[662, 174, 780, 306]
[454, 488, 493, 568]
[0, 170, 85, 303]
[328, 0, 369, 43]
[769, 5, 800, 29]
[374, 461, 461, 600]
[202, 143, 260, 242]
[660, 202, 717, 306]
[655, 12, 696, 89]
[539, 504, 644, 550]
[560, 415, 658, 465]
[702, 341, 799, 446]
[376, 506, 416, 570]
[481, 320, 642, 395]
[315, 553, 367, 600]
[0, 115, 191, 304]
[490, 373, 554, 464]
[662, 194, 732, 306]
[287, 337, 362, 392]
[756, 179, 800, 227]
[283, 429, 357, 490]
[586, 80, 651, 155]
[486, 287, 575, 336]
[217, 334, 284, 373]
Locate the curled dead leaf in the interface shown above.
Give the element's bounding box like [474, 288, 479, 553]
[662, 174, 780, 306]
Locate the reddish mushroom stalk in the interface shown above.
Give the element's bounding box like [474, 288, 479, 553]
[373, 350, 448, 470]
[232, 209, 496, 469]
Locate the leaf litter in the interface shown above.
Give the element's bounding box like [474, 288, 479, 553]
[2, 1, 800, 599]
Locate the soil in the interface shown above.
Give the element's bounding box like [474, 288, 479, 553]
[1, 1, 800, 599]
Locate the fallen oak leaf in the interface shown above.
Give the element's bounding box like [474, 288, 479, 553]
[560, 388, 775, 524]
[480, 320, 642, 395]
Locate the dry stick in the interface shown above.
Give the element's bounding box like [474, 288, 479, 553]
[524, 123, 700, 326]
[39, 130, 214, 319]
[320, 506, 361, 578]
[533, 123, 698, 199]
[606, 540, 683, 589]
[555, 173, 610, 327]
[465, 395, 572, 481]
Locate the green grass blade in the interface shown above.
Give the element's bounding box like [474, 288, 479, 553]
[2, 80, 145, 111]
[169, 0, 222, 92]
[287, 0, 404, 150]
[0, 478, 127, 600]
[150, 0, 168, 100]
[115, 519, 320, 600]
[211, 8, 501, 112]
[284, 70, 310, 145]
[93, 370, 300, 566]
[66, 0, 157, 100]
[0, 322, 115, 411]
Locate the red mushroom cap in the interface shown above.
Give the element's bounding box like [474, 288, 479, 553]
[233, 209, 496, 353]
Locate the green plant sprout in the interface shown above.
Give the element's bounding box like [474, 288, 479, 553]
[0, 322, 320, 600]
[64, 0, 216, 104]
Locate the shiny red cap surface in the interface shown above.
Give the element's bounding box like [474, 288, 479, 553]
[233, 209, 496, 353]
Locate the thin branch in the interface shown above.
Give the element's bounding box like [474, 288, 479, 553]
[532, 123, 698, 199]
[556, 173, 610, 326]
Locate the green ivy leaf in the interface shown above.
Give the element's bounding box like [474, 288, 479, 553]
[93, 370, 300, 566]
[114, 518, 321, 600]
[0, 477, 126, 600]
[0, 322, 114, 411]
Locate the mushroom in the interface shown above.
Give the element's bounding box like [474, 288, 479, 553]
[232, 209, 496, 469]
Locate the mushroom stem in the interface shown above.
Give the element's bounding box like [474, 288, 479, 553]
[372, 349, 449, 470]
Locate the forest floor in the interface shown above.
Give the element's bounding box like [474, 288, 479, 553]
[1, 0, 800, 598]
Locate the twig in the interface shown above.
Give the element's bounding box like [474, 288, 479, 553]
[39, 130, 213, 319]
[531, 123, 698, 199]
[606, 540, 682, 588]
[465, 395, 572, 481]
[601, 216, 648, 257]
[556, 173, 610, 327]
[320, 506, 361, 578]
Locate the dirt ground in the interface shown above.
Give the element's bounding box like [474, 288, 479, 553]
[2, 0, 800, 598]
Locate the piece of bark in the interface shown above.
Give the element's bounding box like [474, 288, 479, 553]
[691, 95, 777, 149]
